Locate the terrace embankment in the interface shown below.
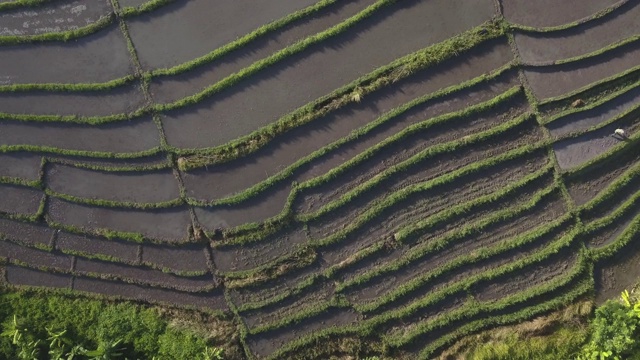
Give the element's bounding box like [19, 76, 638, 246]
[0, 24, 133, 84]
[502, 0, 620, 28]
[125, 0, 319, 70]
[514, 0, 640, 64]
[0, 85, 145, 117]
[0, 116, 161, 154]
[524, 40, 640, 100]
[148, 0, 380, 104]
[160, 0, 495, 148]
[180, 41, 515, 202]
[0, 0, 111, 36]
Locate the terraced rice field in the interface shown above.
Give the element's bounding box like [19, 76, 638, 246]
[1, 0, 640, 358]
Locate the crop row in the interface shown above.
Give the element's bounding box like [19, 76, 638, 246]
[263, 219, 583, 359]
[235, 173, 560, 313]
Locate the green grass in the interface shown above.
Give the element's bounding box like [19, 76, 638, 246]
[0, 287, 238, 359]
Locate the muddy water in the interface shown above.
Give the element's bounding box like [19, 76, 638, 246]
[73, 277, 228, 310]
[0, 85, 145, 116]
[524, 41, 640, 99]
[142, 243, 210, 273]
[149, 0, 379, 104]
[0, 117, 160, 153]
[161, 0, 495, 148]
[0, 152, 41, 181]
[180, 40, 514, 200]
[502, 0, 620, 28]
[548, 86, 640, 138]
[0, 24, 133, 84]
[515, 1, 640, 64]
[0, 183, 42, 215]
[126, 0, 319, 70]
[46, 164, 181, 203]
[0, 0, 111, 36]
[553, 117, 638, 169]
[596, 217, 640, 304]
[194, 182, 291, 230]
[6, 265, 72, 289]
[0, 217, 53, 246]
[56, 231, 140, 263]
[46, 198, 192, 242]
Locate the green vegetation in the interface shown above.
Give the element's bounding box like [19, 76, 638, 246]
[0, 288, 234, 359]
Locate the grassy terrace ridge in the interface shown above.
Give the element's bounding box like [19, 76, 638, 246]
[0, 0, 180, 46]
[189, 80, 521, 207]
[219, 148, 552, 287]
[242, 216, 578, 339]
[337, 182, 560, 292]
[578, 158, 640, 216]
[0, 14, 115, 45]
[543, 77, 640, 125]
[551, 99, 640, 142]
[506, 0, 630, 33]
[537, 63, 640, 107]
[176, 22, 506, 167]
[522, 34, 640, 67]
[353, 215, 574, 314]
[264, 227, 586, 359]
[217, 137, 546, 247]
[0, 0, 51, 12]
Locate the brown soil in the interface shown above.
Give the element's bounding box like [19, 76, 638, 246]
[316, 127, 549, 264]
[46, 198, 192, 243]
[0, 85, 145, 117]
[180, 44, 515, 201]
[553, 115, 639, 169]
[5, 264, 72, 289]
[211, 227, 308, 272]
[524, 40, 640, 99]
[228, 264, 322, 309]
[341, 185, 566, 302]
[581, 173, 640, 223]
[141, 243, 210, 273]
[0, 240, 72, 270]
[595, 224, 640, 304]
[566, 147, 640, 205]
[56, 231, 140, 263]
[297, 96, 528, 214]
[389, 224, 571, 316]
[0, 24, 133, 84]
[72, 276, 228, 310]
[0, 152, 42, 181]
[502, 0, 620, 28]
[586, 210, 638, 248]
[240, 283, 334, 329]
[73, 257, 216, 292]
[473, 252, 578, 302]
[547, 85, 640, 139]
[246, 308, 360, 359]
[126, 0, 319, 70]
[160, 0, 494, 148]
[308, 150, 548, 243]
[46, 164, 180, 203]
[0, 183, 43, 215]
[0, 117, 161, 153]
[149, 0, 379, 104]
[348, 205, 569, 309]
[0, 217, 53, 247]
[514, 0, 640, 64]
[0, 0, 111, 36]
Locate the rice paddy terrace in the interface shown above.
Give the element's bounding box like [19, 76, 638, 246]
[1, 0, 640, 358]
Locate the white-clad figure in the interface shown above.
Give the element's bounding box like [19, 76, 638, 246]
[614, 128, 626, 139]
